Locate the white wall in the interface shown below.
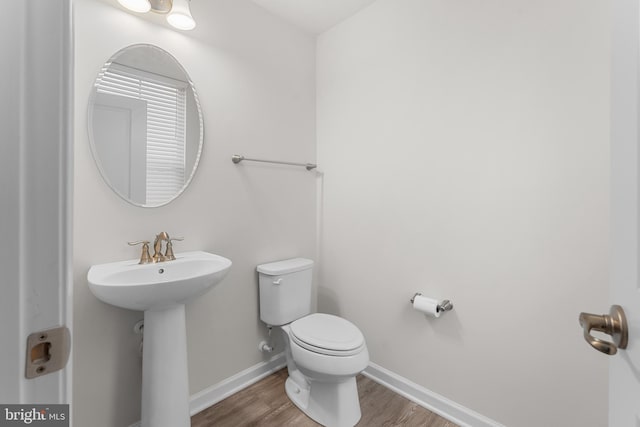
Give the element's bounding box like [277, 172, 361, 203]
[74, 1, 316, 425]
[317, 0, 609, 426]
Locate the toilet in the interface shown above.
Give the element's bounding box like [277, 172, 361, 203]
[257, 258, 369, 427]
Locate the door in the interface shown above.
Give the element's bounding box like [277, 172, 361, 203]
[0, 0, 73, 408]
[609, 0, 640, 424]
[90, 92, 148, 204]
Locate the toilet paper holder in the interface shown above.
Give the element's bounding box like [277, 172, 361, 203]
[410, 293, 453, 313]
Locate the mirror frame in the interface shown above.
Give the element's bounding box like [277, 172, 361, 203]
[87, 43, 204, 208]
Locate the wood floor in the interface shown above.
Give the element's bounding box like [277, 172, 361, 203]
[192, 369, 458, 427]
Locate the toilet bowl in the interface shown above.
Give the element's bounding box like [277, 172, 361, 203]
[257, 259, 369, 427]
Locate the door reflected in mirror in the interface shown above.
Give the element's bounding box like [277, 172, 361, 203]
[88, 44, 203, 207]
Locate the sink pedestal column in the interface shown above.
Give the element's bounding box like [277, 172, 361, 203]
[141, 304, 190, 427]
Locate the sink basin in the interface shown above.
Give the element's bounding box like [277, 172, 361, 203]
[87, 250, 232, 427]
[87, 251, 231, 311]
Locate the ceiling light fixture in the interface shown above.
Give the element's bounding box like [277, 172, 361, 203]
[118, 0, 151, 13]
[166, 0, 196, 31]
[118, 0, 196, 31]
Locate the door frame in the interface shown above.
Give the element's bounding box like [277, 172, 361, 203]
[0, 0, 73, 408]
[610, 0, 640, 425]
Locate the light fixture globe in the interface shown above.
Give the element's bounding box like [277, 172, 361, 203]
[167, 0, 196, 30]
[118, 0, 151, 13]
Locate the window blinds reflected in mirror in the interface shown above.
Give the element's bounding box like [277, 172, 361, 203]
[95, 63, 187, 205]
[87, 44, 203, 208]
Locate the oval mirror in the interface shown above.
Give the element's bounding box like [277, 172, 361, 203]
[88, 44, 203, 207]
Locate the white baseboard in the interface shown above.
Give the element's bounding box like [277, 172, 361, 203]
[190, 353, 286, 416]
[363, 362, 504, 427]
[130, 356, 501, 427]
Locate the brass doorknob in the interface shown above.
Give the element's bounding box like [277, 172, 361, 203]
[578, 305, 628, 355]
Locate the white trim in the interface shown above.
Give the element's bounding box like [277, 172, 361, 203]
[190, 353, 287, 416]
[62, 0, 75, 412]
[0, 0, 73, 408]
[363, 362, 504, 427]
[129, 357, 502, 427]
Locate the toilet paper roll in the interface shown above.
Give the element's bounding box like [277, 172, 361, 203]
[412, 295, 441, 318]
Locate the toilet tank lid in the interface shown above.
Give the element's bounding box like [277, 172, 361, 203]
[257, 258, 313, 275]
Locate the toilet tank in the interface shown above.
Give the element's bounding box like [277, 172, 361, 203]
[257, 258, 313, 326]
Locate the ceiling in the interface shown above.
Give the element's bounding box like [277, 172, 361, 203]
[251, 0, 378, 34]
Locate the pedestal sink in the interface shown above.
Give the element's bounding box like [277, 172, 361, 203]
[87, 251, 232, 427]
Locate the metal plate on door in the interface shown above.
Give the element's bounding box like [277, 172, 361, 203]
[25, 326, 71, 379]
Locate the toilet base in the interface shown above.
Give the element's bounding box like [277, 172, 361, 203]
[285, 376, 311, 412]
[285, 375, 362, 427]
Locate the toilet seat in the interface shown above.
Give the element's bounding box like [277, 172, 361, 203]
[290, 313, 365, 357]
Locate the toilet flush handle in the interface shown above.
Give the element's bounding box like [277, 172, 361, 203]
[273, 278, 283, 285]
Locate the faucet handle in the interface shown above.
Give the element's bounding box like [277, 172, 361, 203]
[165, 237, 184, 261]
[128, 240, 152, 264]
